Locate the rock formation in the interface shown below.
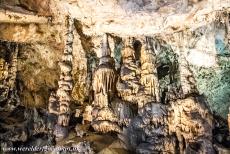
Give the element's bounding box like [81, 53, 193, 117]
[48, 16, 74, 141]
[140, 38, 160, 103]
[85, 34, 121, 133]
[117, 38, 141, 105]
[0, 42, 20, 112]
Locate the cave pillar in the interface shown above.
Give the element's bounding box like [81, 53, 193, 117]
[56, 16, 74, 127]
[48, 15, 74, 140]
[88, 34, 121, 133]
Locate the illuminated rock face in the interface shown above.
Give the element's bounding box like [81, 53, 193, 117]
[0, 0, 230, 153]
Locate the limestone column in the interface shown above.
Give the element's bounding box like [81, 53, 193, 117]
[48, 15, 74, 140]
[89, 34, 120, 133]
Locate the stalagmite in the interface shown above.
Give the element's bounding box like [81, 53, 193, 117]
[47, 15, 74, 140]
[92, 34, 116, 100]
[56, 15, 74, 127]
[82, 105, 93, 124]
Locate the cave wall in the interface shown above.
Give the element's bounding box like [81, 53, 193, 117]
[0, 18, 229, 118]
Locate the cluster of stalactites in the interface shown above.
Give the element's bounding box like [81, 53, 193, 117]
[88, 34, 120, 133]
[93, 68, 116, 107]
[48, 16, 74, 127]
[140, 40, 160, 103]
[92, 34, 116, 107]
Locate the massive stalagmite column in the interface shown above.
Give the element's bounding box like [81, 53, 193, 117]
[85, 34, 120, 133]
[48, 16, 74, 140]
[57, 16, 74, 127]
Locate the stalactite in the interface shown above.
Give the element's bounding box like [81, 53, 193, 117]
[92, 34, 116, 101]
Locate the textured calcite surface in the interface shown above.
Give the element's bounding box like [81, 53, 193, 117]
[0, 0, 230, 153]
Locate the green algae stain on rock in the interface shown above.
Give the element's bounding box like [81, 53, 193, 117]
[192, 55, 230, 119]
